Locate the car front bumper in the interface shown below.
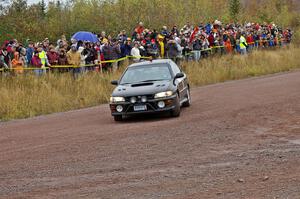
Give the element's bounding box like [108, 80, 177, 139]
[109, 95, 177, 116]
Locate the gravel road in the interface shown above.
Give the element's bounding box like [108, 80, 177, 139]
[1, 71, 300, 199]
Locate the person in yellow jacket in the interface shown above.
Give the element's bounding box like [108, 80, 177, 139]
[240, 33, 248, 55]
[67, 45, 81, 65]
[37, 46, 51, 74]
[157, 34, 165, 58]
[67, 45, 81, 78]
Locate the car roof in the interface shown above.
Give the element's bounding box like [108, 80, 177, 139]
[128, 59, 173, 68]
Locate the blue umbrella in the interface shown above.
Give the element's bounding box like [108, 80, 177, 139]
[71, 31, 99, 43]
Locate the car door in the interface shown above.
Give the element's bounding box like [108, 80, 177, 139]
[170, 62, 187, 102]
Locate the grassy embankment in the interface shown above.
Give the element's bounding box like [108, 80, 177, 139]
[0, 46, 300, 121]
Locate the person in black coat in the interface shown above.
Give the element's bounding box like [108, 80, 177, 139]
[166, 39, 179, 63]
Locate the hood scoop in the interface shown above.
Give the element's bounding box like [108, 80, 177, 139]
[131, 82, 154, 87]
[118, 88, 127, 91]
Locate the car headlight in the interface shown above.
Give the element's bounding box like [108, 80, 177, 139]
[154, 91, 173, 99]
[141, 96, 147, 103]
[130, 97, 137, 104]
[110, 96, 125, 103]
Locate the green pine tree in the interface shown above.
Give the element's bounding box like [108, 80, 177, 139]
[11, 0, 27, 13]
[229, 0, 241, 22]
[39, 0, 46, 18]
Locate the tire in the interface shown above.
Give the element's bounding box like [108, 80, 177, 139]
[182, 88, 191, 107]
[171, 93, 181, 117]
[114, 115, 123, 121]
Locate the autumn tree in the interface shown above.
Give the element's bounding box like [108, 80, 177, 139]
[0, 0, 299, 43]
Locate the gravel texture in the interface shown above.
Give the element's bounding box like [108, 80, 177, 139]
[0, 71, 300, 199]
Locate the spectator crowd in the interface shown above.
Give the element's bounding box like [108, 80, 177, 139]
[0, 20, 293, 75]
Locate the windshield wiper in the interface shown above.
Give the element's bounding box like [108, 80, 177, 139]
[120, 79, 169, 85]
[141, 79, 169, 82]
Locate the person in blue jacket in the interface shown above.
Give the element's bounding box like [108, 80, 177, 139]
[120, 38, 132, 58]
[26, 41, 34, 66]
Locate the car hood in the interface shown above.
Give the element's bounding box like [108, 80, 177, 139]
[112, 80, 173, 97]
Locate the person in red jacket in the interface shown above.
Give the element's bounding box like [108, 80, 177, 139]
[31, 51, 43, 76]
[246, 33, 254, 51]
[135, 22, 144, 35]
[208, 33, 214, 47]
[46, 45, 58, 65]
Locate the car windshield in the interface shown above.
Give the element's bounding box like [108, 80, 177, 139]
[120, 64, 172, 84]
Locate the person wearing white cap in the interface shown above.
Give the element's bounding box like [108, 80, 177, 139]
[130, 42, 141, 62]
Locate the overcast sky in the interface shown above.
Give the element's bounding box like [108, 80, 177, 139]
[27, 0, 65, 5]
[28, 0, 45, 4]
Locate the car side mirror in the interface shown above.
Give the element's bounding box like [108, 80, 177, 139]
[173, 72, 184, 85]
[174, 72, 184, 79]
[111, 80, 118, 85]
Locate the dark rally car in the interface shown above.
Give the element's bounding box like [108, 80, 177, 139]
[109, 59, 191, 121]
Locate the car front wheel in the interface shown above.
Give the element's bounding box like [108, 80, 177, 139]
[182, 88, 191, 107]
[171, 93, 181, 117]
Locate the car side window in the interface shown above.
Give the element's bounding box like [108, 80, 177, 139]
[170, 62, 181, 75]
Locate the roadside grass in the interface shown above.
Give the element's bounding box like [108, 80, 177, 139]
[183, 46, 300, 86]
[0, 46, 300, 121]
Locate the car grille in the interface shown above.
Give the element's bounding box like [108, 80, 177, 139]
[125, 95, 154, 103]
